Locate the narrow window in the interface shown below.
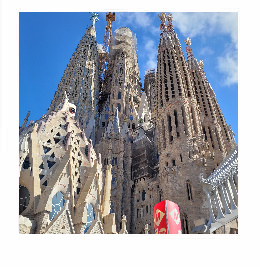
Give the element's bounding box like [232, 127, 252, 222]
[118, 91, 121, 99]
[181, 106, 187, 135]
[186, 181, 193, 201]
[167, 115, 173, 142]
[161, 120, 166, 148]
[117, 103, 121, 112]
[181, 213, 189, 234]
[191, 106, 197, 133]
[203, 127, 207, 141]
[208, 126, 215, 149]
[142, 190, 146, 201]
[172, 159, 176, 166]
[174, 110, 179, 137]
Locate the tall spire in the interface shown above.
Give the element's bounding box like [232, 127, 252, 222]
[48, 16, 99, 132]
[184, 37, 199, 71]
[90, 12, 99, 29]
[158, 12, 174, 34]
[20, 111, 30, 129]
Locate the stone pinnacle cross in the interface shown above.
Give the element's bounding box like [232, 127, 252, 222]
[90, 12, 99, 29]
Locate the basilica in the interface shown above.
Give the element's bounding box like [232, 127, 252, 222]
[19, 12, 238, 234]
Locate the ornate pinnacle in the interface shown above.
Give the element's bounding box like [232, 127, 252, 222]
[158, 13, 174, 33]
[198, 60, 206, 77]
[185, 37, 193, 54]
[198, 60, 204, 69]
[158, 12, 167, 23]
[184, 37, 191, 46]
[90, 12, 99, 29]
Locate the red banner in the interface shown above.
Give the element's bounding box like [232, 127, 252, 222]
[154, 200, 182, 234]
[166, 200, 182, 234]
[154, 200, 167, 234]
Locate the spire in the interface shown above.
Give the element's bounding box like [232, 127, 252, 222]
[158, 13, 174, 34]
[90, 12, 99, 29]
[184, 37, 199, 71]
[20, 111, 30, 129]
[198, 59, 206, 78]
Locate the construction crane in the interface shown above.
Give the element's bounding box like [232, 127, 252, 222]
[98, 12, 115, 93]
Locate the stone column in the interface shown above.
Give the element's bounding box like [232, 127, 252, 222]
[229, 176, 238, 205]
[214, 188, 225, 219]
[224, 181, 237, 210]
[219, 184, 231, 215]
[203, 187, 216, 225]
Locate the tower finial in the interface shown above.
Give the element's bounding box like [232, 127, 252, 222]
[158, 12, 167, 33]
[158, 13, 174, 33]
[184, 37, 192, 54]
[198, 60, 206, 77]
[90, 12, 99, 29]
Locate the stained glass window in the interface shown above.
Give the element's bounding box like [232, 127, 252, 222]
[84, 203, 95, 234]
[49, 191, 65, 221]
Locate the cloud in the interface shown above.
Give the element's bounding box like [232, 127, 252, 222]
[116, 12, 152, 28]
[144, 39, 157, 69]
[172, 12, 238, 86]
[172, 12, 238, 47]
[199, 46, 214, 56]
[217, 51, 238, 86]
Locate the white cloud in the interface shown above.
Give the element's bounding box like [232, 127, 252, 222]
[172, 12, 238, 47]
[199, 46, 214, 56]
[144, 39, 157, 69]
[217, 52, 238, 86]
[116, 12, 152, 28]
[172, 12, 238, 86]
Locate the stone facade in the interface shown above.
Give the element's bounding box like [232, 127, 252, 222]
[19, 12, 238, 234]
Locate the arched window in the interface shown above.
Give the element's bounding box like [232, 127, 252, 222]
[186, 180, 193, 201]
[49, 191, 65, 221]
[19, 185, 30, 214]
[84, 203, 95, 234]
[118, 92, 121, 99]
[181, 213, 189, 234]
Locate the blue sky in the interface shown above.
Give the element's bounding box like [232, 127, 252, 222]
[19, 12, 238, 142]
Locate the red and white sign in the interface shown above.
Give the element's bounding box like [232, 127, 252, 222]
[166, 200, 182, 234]
[154, 200, 182, 234]
[154, 200, 167, 234]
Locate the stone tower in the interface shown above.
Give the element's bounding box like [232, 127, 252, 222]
[144, 69, 156, 113]
[98, 27, 142, 134]
[48, 25, 99, 141]
[96, 27, 143, 232]
[155, 13, 219, 232]
[185, 37, 236, 166]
